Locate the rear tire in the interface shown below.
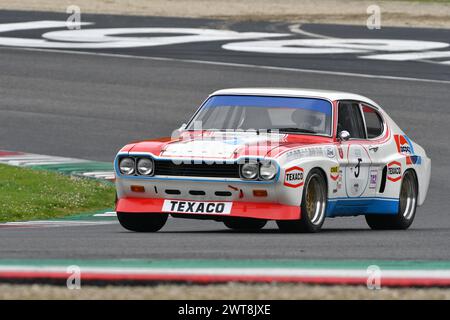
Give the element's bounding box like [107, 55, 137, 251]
[223, 218, 267, 230]
[276, 168, 327, 233]
[117, 212, 168, 232]
[365, 170, 418, 230]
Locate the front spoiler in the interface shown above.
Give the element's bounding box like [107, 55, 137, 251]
[116, 198, 300, 220]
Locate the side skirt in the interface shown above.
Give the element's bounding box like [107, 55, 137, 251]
[326, 197, 399, 217]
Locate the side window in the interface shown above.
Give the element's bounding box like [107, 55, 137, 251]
[337, 102, 365, 139]
[362, 105, 384, 138]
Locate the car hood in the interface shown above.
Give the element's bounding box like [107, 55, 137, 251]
[126, 131, 332, 159]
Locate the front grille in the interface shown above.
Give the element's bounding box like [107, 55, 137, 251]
[154, 160, 240, 178]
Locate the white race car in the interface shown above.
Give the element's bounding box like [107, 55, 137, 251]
[114, 88, 431, 232]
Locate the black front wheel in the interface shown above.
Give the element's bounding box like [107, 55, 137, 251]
[117, 212, 168, 232]
[277, 168, 327, 233]
[365, 170, 418, 230]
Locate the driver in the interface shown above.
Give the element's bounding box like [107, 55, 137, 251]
[291, 108, 322, 131]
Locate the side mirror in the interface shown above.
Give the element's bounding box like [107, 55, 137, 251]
[172, 123, 187, 139]
[338, 130, 351, 141]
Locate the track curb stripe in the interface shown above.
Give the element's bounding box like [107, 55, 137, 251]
[1, 267, 450, 286]
[1, 260, 450, 286]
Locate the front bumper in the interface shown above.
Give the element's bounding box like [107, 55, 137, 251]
[116, 197, 300, 220]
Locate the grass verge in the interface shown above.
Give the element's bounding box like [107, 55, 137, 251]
[0, 164, 115, 222]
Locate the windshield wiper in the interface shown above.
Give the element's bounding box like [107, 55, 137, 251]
[265, 128, 318, 134]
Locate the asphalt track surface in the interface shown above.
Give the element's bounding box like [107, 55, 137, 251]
[0, 11, 449, 260]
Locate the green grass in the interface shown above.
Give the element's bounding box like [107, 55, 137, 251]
[0, 164, 115, 222]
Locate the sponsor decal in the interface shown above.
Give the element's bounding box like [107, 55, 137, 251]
[387, 161, 402, 182]
[338, 146, 344, 159]
[285, 147, 324, 161]
[162, 200, 232, 215]
[326, 147, 336, 158]
[394, 134, 422, 166]
[284, 166, 304, 188]
[330, 166, 340, 181]
[369, 169, 378, 189]
[394, 135, 413, 155]
[307, 147, 324, 157]
[406, 155, 422, 165]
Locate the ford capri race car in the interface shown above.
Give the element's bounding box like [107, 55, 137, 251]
[115, 88, 431, 233]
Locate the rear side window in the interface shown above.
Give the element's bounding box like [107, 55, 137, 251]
[362, 105, 384, 138]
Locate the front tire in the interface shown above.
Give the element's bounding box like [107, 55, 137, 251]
[223, 218, 267, 230]
[277, 168, 327, 233]
[117, 212, 168, 232]
[365, 170, 418, 230]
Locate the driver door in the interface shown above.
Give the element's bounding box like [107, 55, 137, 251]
[337, 101, 372, 198]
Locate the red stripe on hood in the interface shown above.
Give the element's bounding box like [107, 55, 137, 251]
[126, 132, 333, 159]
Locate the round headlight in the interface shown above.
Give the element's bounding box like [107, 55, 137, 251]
[119, 157, 135, 175]
[137, 158, 154, 175]
[241, 163, 259, 180]
[259, 162, 277, 180]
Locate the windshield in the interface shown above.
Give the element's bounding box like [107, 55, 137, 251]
[186, 95, 333, 135]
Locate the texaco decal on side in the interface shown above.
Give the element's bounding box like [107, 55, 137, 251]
[387, 161, 402, 182]
[284, 166, 304, 188]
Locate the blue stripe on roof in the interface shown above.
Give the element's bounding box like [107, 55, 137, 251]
[204, 95, 332, 115]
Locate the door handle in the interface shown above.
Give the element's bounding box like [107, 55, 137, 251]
[369, 146, 379, 152]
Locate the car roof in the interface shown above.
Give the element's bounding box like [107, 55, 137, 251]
[210, 88, 381, 108]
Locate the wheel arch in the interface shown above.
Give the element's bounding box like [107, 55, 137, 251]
[280, 158, 334, 207]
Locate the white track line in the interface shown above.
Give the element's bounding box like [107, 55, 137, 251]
[78, 171, 115, 179]
[93, 211, 117, 217]
[3, 46, 449, 85]
[362, 50, 450, 61]
[0, 154, 88, 165]
[289, 23, 337, 39]
[289, 24, 450, 74]
[0, 220, 117, 228]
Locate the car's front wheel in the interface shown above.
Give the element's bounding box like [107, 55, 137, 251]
[117, 212, 168, 232]
[365, 170, 418, 230]
[223, 217, 267, 231]
[276, 168, 327, 233]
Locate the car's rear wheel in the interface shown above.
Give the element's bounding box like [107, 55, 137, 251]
[223, 218, 267, 230]
[365, 170, 418, 230]
[117, 212, 168, 232]
[276, 168, 327, 233]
